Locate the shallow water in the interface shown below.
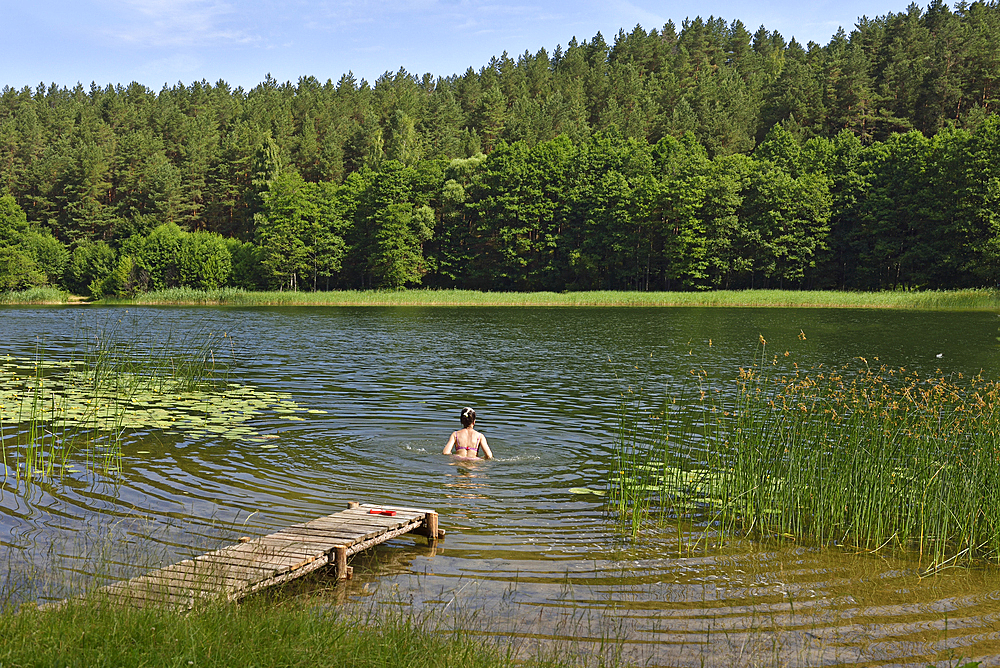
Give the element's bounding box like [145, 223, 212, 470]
[3, 304, 1000, 666]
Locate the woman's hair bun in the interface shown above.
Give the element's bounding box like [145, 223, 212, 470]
[460, 407, 476, 426]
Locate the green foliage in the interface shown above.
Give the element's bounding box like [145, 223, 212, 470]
[0, 247, 46, 291]
[66, 241, 116, 296]
[21, 229, 69, 287]
[225, 238, 267, 290]
[0, 194, 28, 248]
[613, 355, 1000, 571]
[348, 161, 431, 289]
[138, 222, 185, 289]
[255, 169, 346, 291]
[90, 254, 138, 298]
[0, 287, 67, 304]
[64, 287, 1000, 310]
[179, 231, 232, 289]
[4, 5, 1000, 294]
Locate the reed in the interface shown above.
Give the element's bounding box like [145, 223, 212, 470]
[611, 348, 1000, 571]
[96, 287, 1000, 310]
[0, 287, 69, 304]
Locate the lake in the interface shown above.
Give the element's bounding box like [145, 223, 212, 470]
[3, 304, 1000, 666]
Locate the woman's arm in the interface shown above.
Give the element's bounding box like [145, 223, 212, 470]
[479, 435, 493, 460]
[443, 431, 456, 455]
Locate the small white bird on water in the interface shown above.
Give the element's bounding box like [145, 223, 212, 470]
[936, 353, 944, 358]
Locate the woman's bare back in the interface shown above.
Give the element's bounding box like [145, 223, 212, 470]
[444, 425, 493, 459]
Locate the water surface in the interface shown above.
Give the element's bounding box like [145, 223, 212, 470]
[3, 305, 1000, 666]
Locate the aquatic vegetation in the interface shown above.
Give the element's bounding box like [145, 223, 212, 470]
[96, 287, 1000, 311]
[611, 349, 1000, 571]
[0, 326, 308, 483]
[0, 287, 69, 304]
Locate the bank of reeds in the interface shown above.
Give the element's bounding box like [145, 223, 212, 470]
[0, 287, 69, 304]
[0, 596, 565, 668]
[611, 349, 1000, 572]
[97, 287, 1000, 310]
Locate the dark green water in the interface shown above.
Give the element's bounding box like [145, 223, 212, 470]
[3, 305, 1000, 666]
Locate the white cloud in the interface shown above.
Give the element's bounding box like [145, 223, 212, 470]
[106, 0, 257, 47]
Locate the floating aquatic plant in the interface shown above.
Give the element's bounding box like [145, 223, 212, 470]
[0, 325, 309, 484]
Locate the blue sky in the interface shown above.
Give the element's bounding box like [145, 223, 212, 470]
[5, 0, 918, 91]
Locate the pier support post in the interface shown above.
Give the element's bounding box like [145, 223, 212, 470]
[417, 511, 444, 544]
[333, 545, 348, 580]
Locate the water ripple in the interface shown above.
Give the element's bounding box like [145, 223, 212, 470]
[3, 305, 1000, 664]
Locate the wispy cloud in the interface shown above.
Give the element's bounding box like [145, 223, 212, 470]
[133, 52, 205, 82]
[309, 0, 556, 32]
[106, 0, 257, 47]
[604, 0, 666, 31]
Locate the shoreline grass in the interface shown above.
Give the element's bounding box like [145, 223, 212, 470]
[80, 286, 1000, 310]
[0, 596, 567, 668]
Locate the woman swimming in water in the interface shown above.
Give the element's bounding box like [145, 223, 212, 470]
[443, 407, 494, 460]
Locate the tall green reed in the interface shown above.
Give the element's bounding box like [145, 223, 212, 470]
[611, 344, 1000, 571]
[98, 286, 1000, 311]
[0, 287, 68, 304]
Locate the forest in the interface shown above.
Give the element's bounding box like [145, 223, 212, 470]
[2, 0, 1000, 294]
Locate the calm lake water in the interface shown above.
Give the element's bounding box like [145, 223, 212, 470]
[3, 305, 1000, 666]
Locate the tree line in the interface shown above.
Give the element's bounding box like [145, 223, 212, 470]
[2, 0, 1000, 293]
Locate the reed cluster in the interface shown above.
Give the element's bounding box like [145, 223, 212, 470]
[95, 287, 1000, 310]
[611, 351, 1000, 571]
[0, 287, 69, 304]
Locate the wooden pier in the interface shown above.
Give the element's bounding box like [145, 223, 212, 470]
[98, 503, 442, 609]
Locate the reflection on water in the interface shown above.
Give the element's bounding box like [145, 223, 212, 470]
[3, 304, 1000, 665]
[444, 460, 492, 504]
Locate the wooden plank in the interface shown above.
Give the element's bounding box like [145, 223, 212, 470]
[297, 509, 423, 522]
[197, 541, 321, 563]
[192, 550, 318, 572]
[279, 523, 386, 541]
[357, 503, 435, 515]
[250, 535, 346, 551]
[217, 536, 334, 555]
[298, 516, 417, 532]
[160, 560, 282, 585]
[346, 522, 427, 557]
[336, 515, 426, 528]
[287, 523, 420, 544]
[313, 517, 425, 534]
